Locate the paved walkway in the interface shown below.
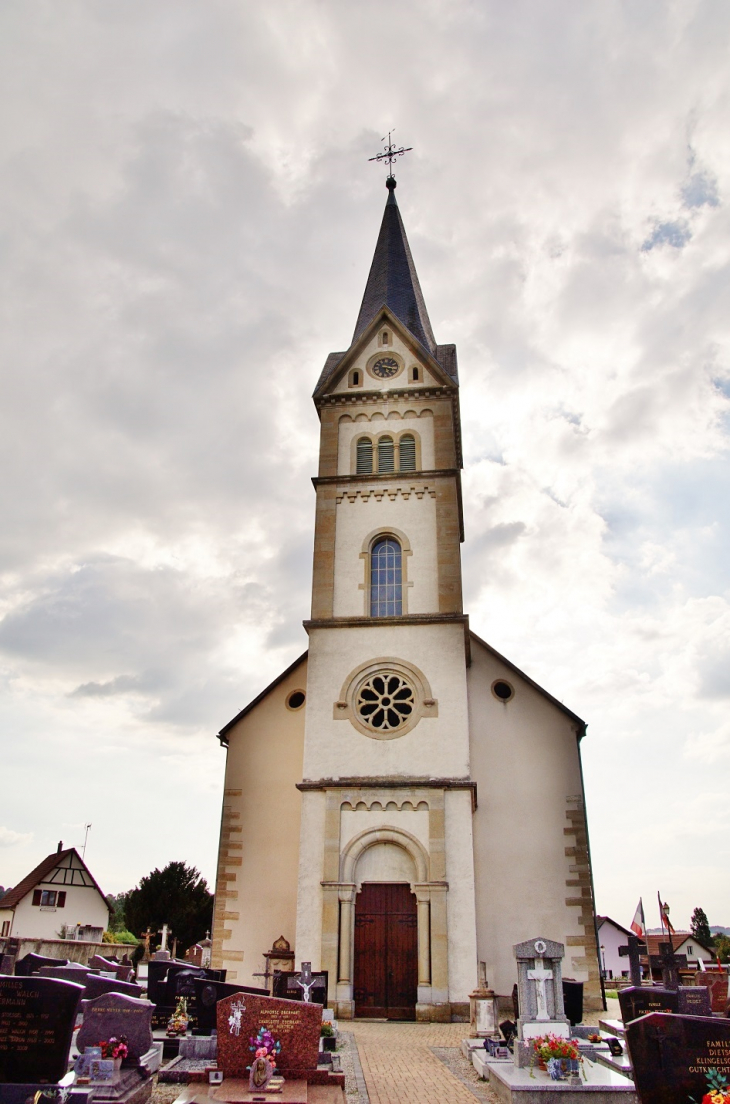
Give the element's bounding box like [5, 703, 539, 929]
[347, 1021, 498, 1104]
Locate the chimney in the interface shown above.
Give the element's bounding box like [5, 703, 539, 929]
[57, 840, 63, 852]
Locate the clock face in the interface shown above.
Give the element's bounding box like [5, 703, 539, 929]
[371, 356, 400, 379]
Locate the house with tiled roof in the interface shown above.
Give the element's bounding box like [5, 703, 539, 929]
[0, 842, 110, 940]
[641, 932, 716, 977]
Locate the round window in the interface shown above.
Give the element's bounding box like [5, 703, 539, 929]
[491, 679, 514, 703]
[286, 690, 306, 710]
[356, 671, 415, 733]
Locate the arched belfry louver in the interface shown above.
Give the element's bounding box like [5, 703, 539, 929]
[399, 435, 416, 471]
[356, 437, 373, 474]
[378, 436, 395, 473]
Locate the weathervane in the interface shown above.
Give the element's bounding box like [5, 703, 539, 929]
[368, 130, 412, 182]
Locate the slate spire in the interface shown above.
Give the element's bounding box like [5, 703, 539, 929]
[353, 177, 436, 355]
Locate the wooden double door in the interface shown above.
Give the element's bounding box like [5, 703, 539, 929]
[353, 882, 418, 1020]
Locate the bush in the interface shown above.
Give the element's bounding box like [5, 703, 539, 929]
[320, 1023, 334, 1037]
[103, 930, 139, 945]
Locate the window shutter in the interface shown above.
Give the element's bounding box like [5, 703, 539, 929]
[399, 435, 416, 471]
[356, 438, 373, 474]
[378, 436, 395, 473]
[57, 891, 66, 908]
[32, 890, 42, 906]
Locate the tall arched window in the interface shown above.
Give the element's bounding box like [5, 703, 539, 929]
[399, 434, 416, 471]
[356, 437, 373, 474]
[378, 435, 395, 473]
[370, 538, 402, 616]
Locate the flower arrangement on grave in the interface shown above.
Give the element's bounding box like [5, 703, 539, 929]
[98, 1036, 129, 1061]
[587, 1033, 602, 1044]
[247, 1027, 282, 1091]
[700, 1067, 730, 1104]
[530, 1033, 581, 1073]
[166, 996, 189, 1037]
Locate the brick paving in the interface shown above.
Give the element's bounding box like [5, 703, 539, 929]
[347, 1021, 499, 1104]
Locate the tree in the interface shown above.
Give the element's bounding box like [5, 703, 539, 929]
[123, 861, 213, 952]
[106, 893, 128, 933]
[690, 907, 713, 947]
[715, 934, 730, 964]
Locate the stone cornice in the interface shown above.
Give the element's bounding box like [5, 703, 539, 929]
[316, 385, 455, 408]
[303, 613, 468, 630]
[312, 467, 460, 488]
[296, 776, 478, 811]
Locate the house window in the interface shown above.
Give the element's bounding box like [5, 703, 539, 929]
[686, 945, 693, 955]
[370, 538, 402, 617]
[1, 920, 9, 936]
[378, 435, 395, 473]
[399, 434, 416, 471]
[356, 437, 373, 474]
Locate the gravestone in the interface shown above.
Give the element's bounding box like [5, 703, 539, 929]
[145, 959, 188, 1007]
[216, 992, 322, 1081]
[618, 933, 646, 988]
[272, 968, 328, 1008]
[13, 953, 68, 976]
[163, 966, 207, 1007]
[618, 985, 679, 1023]
[695, 971, 729, 1014]
[192, 978, 269, 1036]
[648, 942, 687, 990]
[562, 979, 583, 1027]
[89, 956, 134, 983]
[0, 974, 83, 1083]
[83, 974, 142, 1002]
[626, 1011, 730, 1104]
[677, 986, 712, 1017]
[512, 937, 569, 1067]
[38, 964, 95, 985]
[77, 992, 154, 1063]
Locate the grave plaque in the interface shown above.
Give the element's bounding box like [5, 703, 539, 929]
[618, 985, 679, 1023]
[677, 986, 712, 1017]
[193, 978, 269, 1036]
[77, 992, 154, 1063]
[216, 992, 321, 1079]
[0, 975, 83, 1083]
[626, 1011, 730, 1104]
[695, 971, 729, 1014]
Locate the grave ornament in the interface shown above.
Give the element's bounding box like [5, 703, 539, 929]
[618, 933, 646, 988]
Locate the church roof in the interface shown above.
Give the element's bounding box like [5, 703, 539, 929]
[217, 650, 308, 744]
[352, 178, 437, 356]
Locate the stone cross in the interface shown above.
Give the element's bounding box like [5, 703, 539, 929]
[527, 957, 553, 1021]
[294, 961, 317, 1003]
[619, 933, 646, 988]
[649, 942, 687, 991]
[158, 923, 169, 953]
[140, 927, 154, 958]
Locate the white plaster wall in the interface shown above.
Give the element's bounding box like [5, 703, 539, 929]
[340, 808, 430, 856]
[445, 789, 479, 1002]
[9, 885, 109, 939]
[467, 638, 590, 996]
[354, 842, 417, 886]
[331, 329, 441, 396]
[294, 789, 327, 968]
[332, 490, 438, 616]
[303, 622, 470, 780]
[337, 410, 435, 474]
[598, 921, 631, 979]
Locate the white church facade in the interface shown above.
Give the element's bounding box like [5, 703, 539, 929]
[211, 178, 602, 1020]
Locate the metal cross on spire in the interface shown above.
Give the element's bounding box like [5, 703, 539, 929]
[368, 130, 412, 181]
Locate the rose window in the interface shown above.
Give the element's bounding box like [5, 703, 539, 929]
[356, 671, 415, 732]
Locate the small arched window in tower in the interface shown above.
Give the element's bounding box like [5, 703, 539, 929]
[381, 330, 389, 345]
[352, 371, 359, 386]
[411, 366, 420, 382]
[399, 434, 416, 471]
[370, 538, 403, 617]
[356, 437, 373, 474]
[378, 435, 395, 473]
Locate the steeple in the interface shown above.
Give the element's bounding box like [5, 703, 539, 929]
[352, 178, 437, 356]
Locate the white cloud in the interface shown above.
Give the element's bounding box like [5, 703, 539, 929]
[0, 827, 32, 848]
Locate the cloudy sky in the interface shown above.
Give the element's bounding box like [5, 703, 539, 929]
[1, 1, 728, 936]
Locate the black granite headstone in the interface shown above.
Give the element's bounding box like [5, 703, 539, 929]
[273, 969, 328, 1007]
[145, 959, 189, 1007]
[626, 1012, 730, 1104]
[677, 987, 712, 1017]
[618, 985, 679, 1023]
[164, 966, 206, 1006]
[0, 975, 83, 1083]
[192, 978, 270, 1035]
[13, 953, 68, 977]
[562, 979, 583, 1026]
[82, 974, 142, 1002]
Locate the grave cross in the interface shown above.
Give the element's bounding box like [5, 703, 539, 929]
[649, 941, 687, 990]
[158, 923, 170, 953]
[140, 927, 154, 957]
[294, 961, 317, 1003]
[527, 956, 553, 1021]
[619, 933, 646, 988]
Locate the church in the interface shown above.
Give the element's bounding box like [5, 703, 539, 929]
[210, 176, 602, 1021]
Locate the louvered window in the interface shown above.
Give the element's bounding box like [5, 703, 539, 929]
[370, 538, 403, 616]
[356, 437, 373, 474]
[399, 434, 416, 471]
[378, 436, 395, 472]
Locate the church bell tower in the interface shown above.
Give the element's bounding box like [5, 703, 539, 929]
[295, 175, 478, 1021]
